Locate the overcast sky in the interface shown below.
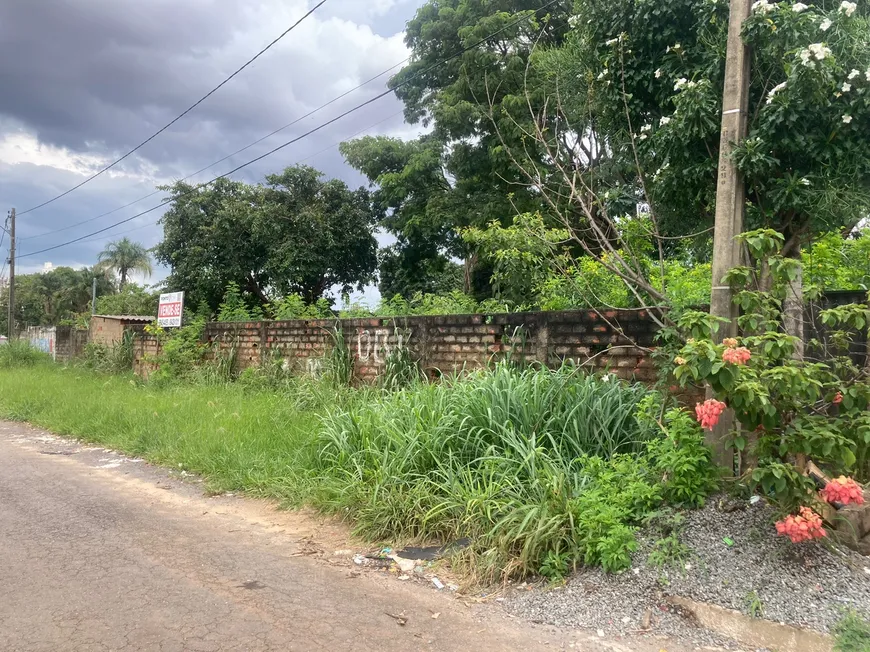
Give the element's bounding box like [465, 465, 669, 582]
[0, 0, 428, 301]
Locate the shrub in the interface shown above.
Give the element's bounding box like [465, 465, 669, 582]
[672, 229, 870, 536]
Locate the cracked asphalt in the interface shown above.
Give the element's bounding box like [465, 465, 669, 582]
[0, 421, 694, 652]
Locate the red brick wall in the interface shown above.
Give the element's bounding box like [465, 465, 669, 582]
[148, 309, 661, 383]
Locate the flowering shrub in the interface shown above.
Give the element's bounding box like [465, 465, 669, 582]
[822, 476, 865, 506]
[695, 399, 726, 431]
[722, 346, 751, 366]
[775, 507, 827, 543]
[673, 230, 870, 526]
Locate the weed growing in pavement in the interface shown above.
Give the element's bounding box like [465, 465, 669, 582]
[744, 590, 764, 619]
[647, 534, 692, 570]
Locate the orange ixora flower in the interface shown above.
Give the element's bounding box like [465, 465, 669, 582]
[775, 507, 827, 543]
[723, 337, 739, 348]
[822, 476, 865, 506]
[722, 347, 751, 365]
[833, 392, 843, 405]
[695, 399, 726, 431]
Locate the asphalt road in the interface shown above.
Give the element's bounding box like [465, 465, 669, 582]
[0, 421, 685, 652]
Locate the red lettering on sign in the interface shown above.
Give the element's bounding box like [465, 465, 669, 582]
[158, 302, 182, 318]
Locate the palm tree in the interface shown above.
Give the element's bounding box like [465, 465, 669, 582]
[97, 238, 153, 289]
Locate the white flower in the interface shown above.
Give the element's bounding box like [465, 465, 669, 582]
[597, 69, 608, 80]
[799, 178, 811, 186]
[848, 69, 861, 80]
[866, 68, 870, 81]
[766, 81, 787, 104]
[606, 37, 620, 46]
[660, 116, 672, 126]
[638, 133, 648, 141]
[568, 15, 581, 28]
[843, 114, 853, 123]
[842, 82, 852, 92]
[655, 68, 663, 78]
[640, 123, 652, 132]
[820, 17, 833, 30]
[804, 43, 832, 63]
[674, 77, 688, 90]
[752, 0, 776, 13]
[792, 2, 809, 11]
[839, 1, 857, 16]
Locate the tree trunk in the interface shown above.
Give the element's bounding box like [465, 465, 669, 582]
[782, 246, 804, 361]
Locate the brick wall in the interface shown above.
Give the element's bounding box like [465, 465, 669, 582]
[55, 326, 89, 362]
[133, 309, 660, 383]
[132, 330, 161, 379]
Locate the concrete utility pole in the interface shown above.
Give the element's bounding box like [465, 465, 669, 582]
[708, 0, 752, 469]
[91, 276, 98, 316]
[7, 208, 15, 340]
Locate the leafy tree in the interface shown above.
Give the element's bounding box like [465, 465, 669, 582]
[97, 238, 153, 289]
[155, 165, 378, 312]
[341, 1, 574, 297]
[0, 267, 114, 330]
[95, 284, 159, 317]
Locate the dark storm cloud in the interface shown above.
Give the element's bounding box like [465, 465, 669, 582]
[0, 0, 427, 273]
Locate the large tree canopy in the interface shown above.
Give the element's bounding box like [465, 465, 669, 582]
[155, 165, 378, 312]
[341, 0, 574, 298]
[532, 0, 870, 249]
[0, 266, 114, 331]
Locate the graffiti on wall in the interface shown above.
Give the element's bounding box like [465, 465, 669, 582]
[357, 328, 412, 363]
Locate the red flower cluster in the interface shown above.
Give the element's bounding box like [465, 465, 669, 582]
[775, 507, 827, 543]
[822, 476, 865, 506]
[722, 347, 751, 365]
[833, 392, 843, 405]
[695, 399, 727, 431]
[722, 337, 739, 348]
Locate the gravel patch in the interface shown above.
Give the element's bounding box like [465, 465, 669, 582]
[504, 496, 870, 648]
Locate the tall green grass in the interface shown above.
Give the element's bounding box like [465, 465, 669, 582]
[312, 364, 671, 580]
[0, 340, 52, 368]
[0, 365, 333, 498]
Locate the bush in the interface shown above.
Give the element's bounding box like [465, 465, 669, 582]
[312, 363, 713, 581]
[0, 340, 51, 368]
[81, 330, 135, 374]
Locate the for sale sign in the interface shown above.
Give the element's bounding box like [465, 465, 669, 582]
[157, 291, 184, 327]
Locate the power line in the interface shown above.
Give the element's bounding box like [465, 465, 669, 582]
[17, 1, 327, 218]
[21, 58, 406, 242]
[67, 109, 406, 249]
[19, 1, 559, 260]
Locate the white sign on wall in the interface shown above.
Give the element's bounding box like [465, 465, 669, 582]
[157, 291, 184, 327]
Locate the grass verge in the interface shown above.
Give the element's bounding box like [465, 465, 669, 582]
[0, 364, 326, 499]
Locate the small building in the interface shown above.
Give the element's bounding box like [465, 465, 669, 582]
[90, 315, 155, 346]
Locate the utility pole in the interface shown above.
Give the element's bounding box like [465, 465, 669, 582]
[91, 276, 98, 316]
[708, 0, 752, 469]
[7, 208, 14, 340]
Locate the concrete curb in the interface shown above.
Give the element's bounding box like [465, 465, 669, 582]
[666, 596, 833, 652]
